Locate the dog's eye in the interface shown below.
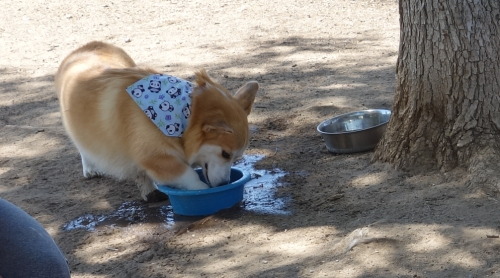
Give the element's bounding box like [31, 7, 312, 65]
[221, 150, 231, 160]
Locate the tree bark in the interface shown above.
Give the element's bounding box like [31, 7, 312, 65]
[374, 0, 500, 194]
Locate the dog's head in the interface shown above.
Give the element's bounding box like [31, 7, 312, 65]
[184, 70, 258, 187]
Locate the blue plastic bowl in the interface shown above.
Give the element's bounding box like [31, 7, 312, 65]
[157, 168, 250, 216]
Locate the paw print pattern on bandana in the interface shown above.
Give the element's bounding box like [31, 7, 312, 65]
[126, 74, 193, 137]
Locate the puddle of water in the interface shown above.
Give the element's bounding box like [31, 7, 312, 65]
[63, 202, 176, 231]
[236, 154, 289, 215]
[63, 154, 289, 231]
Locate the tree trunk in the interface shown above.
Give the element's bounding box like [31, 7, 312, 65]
[374, 0, 500, 193]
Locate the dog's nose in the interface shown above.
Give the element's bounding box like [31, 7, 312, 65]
[211, 177, 230, 187]
[221, 177, 231, 186]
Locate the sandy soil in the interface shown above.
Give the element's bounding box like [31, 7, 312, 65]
[1, 0, 499, 277]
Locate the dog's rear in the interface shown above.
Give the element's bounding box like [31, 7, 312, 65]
[56, 42, 258, 202]
[57, 42, 140, 173]
[56, 42, 189, 201]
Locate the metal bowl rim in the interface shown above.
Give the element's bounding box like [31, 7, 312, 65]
[317, 109, 391, 135]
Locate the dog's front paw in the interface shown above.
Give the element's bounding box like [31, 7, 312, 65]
[186, 180, 210, 190]
[169, 169, 210, 190]
[145, 190, 168, 203]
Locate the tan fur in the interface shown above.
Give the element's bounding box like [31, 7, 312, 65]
[55, 41, 258, 201]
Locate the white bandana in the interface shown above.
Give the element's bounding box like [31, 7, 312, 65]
[126, 74, 193, 137]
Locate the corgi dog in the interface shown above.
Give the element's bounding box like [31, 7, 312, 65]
[55, 41, 258, 202]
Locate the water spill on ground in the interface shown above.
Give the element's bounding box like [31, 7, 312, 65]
[238, 155, 289, 215]
[63, 154, 289, 231]
[62, 202, 176, 231]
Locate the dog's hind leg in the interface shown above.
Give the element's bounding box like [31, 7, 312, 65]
[135, 171, 168, 202]
[80, 153, 102, 179]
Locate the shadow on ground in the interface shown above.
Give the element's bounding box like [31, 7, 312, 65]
[1, 32, 498, 277]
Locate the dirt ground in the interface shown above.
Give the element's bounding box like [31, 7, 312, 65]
[1, 0, 499, 277]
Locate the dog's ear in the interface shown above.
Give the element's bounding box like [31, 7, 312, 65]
[234, 81, 258, 115]
[203, 121, 234, 135]
[195, 69, 213, 88]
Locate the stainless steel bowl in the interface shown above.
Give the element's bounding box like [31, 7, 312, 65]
[317, 109, 391, 153]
